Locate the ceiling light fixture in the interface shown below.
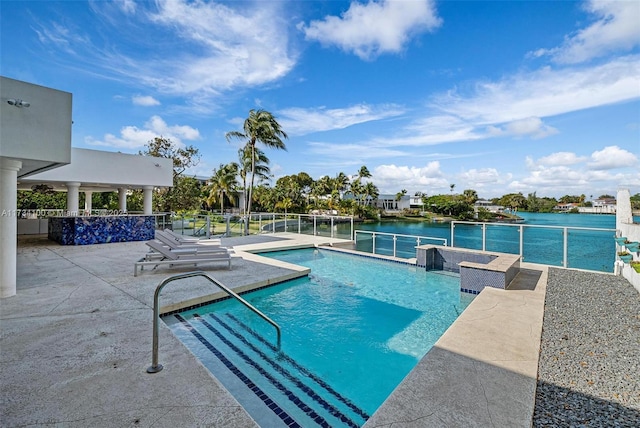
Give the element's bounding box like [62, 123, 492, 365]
[7, 99, 30, 108]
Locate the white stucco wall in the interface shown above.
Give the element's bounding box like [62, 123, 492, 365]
[0, 76, 72, 176]
[19, 148, 173, 191]
[616, 188, 640, 293]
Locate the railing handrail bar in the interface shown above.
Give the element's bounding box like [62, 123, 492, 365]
[355, 229, 448, 244]
[451, 220, 615, 232]
[147, 270, 281, 374]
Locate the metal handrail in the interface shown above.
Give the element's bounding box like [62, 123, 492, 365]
[147, 271, 281, 374]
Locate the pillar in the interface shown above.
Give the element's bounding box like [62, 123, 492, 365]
[66, 182, 80, 215]
[84, 191, 93, 214]
[118, 188, 127, 212]
[142, 186, 153, 215]
[0, 158, 22, 298]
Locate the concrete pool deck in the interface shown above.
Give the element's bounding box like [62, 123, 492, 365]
[3, 233, 546, 427]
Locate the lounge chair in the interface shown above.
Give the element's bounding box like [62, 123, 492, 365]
[162, 228, 201, 243]
[134, 240, 232, 276]
[154, 230, 225, 252]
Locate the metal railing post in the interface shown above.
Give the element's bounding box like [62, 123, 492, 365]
[313, 216, 317, 236]
[451, 222, 455, 247]
[519, 225, 524, 260]
[351, 217, 354, 240]
[393, 235, 397, 257]
[482, 223, 486, 251]
[259, 214, 262, 234]
[298, 216, 301, 234]
[331, 217, 334, 238]
[206, 216, 211, 238]
[272, 214, 275, 233]
[563, 227, 568, 268]
[372, 232, 376, 254]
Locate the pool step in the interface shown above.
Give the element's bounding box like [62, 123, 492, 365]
[171, 313, 369, 428]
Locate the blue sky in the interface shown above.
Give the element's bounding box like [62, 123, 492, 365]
[2, 0, 639, 199]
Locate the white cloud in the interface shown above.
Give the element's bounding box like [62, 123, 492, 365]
[116, 0, 137, 15]
[132, 95, 160, 106]
[588, 145, 638, 170]
[486, 117, 559, 139]
[278, 104, 405, 136]
[300, 0, 441, 60]
[85, 115, 200, 149]
[459, 168, 511, 186]
[531, 0, 640, 64]
[372, 162, 448, 193]
[434, 57, 640, 126]
[308, 142, 408, 159]
[536, 152, 588, 166]
[36, 1, 297, 111]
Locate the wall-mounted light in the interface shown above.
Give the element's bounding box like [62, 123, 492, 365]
[7, 99, 30, 108]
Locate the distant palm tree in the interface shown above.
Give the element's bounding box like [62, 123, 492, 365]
[226, 109, 288, 234]
[450, 184, 456, 194]
[363, 182, 379, 206]
[357, 165, 372, 179]
[208, 163, 239, 214]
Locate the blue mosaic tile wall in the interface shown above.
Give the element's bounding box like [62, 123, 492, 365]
[459, 266, 505, 294]
[48, 216, 155, 245]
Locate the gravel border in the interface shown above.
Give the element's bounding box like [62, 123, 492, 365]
[534, 268, 640, 427]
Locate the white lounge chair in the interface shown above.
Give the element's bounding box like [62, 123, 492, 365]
[154, 230, 225, 252]
[162, 228, 201, 243]
[134, 240, 232, 276]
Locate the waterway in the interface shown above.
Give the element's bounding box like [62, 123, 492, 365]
[344, 212, 618, 273]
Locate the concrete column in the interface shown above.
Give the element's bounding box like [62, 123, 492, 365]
[616, 188, 632, 230]
[118, 188, 127, 212]
[84, 191, 93, 214]
[66, 182, 80, 215]
[142, 186, 153, 215]
[0, 158, 23, 298]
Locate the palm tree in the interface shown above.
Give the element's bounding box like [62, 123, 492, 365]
[363, 182, 379, 207]
[357, 165, 371, 179]
[237, 145, 271, 217]
[207, 163, 239, 214]
[450, 184, 456, 194]
[226, 109, 288, 234]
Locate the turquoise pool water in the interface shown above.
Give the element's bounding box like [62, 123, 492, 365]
[167, 249, 474, 427]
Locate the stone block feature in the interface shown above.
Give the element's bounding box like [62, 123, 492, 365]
[417, 245, 520, 293]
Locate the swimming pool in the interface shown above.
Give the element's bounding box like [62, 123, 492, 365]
[165, 248, 475, 427]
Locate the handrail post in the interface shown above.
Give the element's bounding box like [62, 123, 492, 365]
[331, 217, 334, 238]
[563, 227, 568, 268]
[393, 235, 397, 257]
[451, 222, 455, 247]
[519, 225, 524, 260]
[313, 216, 317, 236]
[372, 232, 376, 255]
[298, 216, 301, 234]
[482, 223, 486, 251]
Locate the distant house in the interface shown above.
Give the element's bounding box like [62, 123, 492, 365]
[374, 194, 410, 212]
[579, 198, 617, 214]
[474, 199, 504, 213]
[554, 202, 581, 212]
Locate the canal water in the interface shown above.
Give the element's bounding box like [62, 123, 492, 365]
[344, 213, 618, 273]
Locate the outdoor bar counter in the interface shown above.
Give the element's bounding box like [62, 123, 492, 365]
[48, 215, 155, 245]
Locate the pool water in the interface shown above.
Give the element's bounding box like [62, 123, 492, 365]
[166, 248, 475, 427]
